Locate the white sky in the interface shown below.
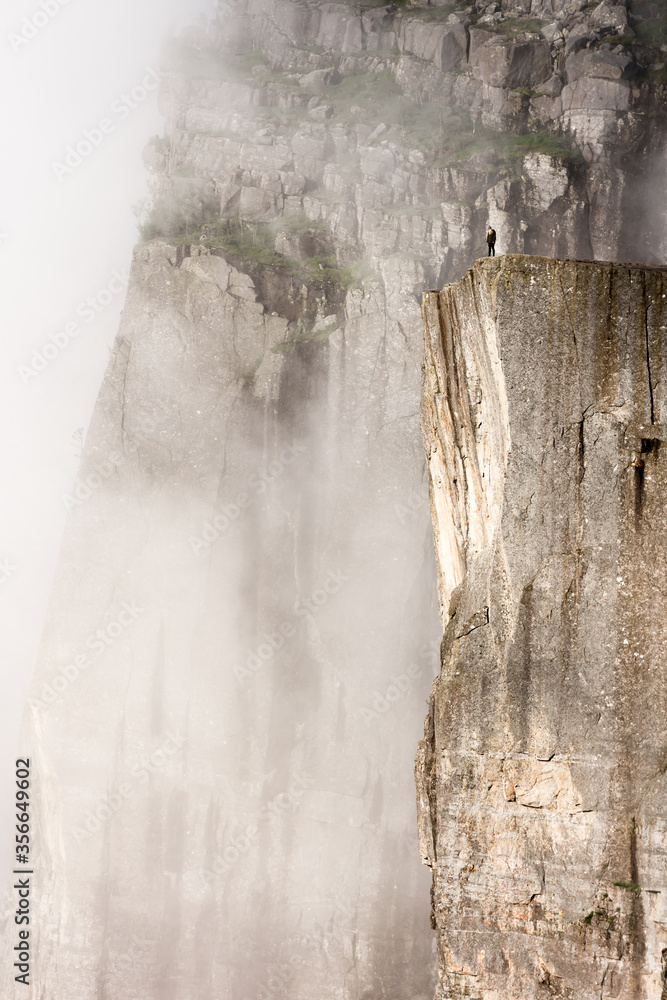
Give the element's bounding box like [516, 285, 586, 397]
[0, 0, 213, 871]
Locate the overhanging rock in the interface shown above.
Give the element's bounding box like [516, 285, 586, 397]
[418, 254, 667, 999]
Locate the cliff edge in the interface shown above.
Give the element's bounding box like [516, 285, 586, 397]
[418, 254, 667, 999]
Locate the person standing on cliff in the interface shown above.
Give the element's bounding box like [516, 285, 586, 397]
[486, 226, 496, 257]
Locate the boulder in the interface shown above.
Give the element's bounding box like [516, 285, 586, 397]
[541, 21, 564, 43]
[565, 48, 638, 82]
[298, 67, 342, 91]
[561, 75, 631, 110]
[307, 104, 335, 121]
[316, 4, 364, 52]
[590, 2, 629, 32]
[400, 19, 468, 72]
[522, 152, 570, 211]
[361, 4, 397, 51]
[564, 25, 597, 54]
[529, 0, 589, 13]
[361, 4, 395, 34]
[400, 19, 446, 62]
[536, 72, 563, 95]
[471, 35, 553, 88]
[438, 23, 469, 71]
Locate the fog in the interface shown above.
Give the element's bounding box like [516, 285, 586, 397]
[0, 2, 442, 996]
[0, 0, 212, 869]
[5, 0, 664, 994]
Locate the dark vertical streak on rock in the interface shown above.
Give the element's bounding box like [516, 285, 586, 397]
[644, 288, 655, 426]
[514, 582, 533, 755]
[577, 417, 585, 486]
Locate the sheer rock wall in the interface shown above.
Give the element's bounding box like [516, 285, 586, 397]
[1, 239, 438, 1000]
[418, 254, 667, 999]
[1, 0, 666, 993]
[185, 0, 667, 273]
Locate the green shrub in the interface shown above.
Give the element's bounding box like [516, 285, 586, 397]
[647, 66, 667, 85]
[583, 908, 617, 926]
[613, 881, 642, 893]
[601, 34, 637, 47]
[474, 17, 545, 38]
[433, 124, 581, 167]
[140, 209, 373, 291]
[141, 214, 287, 265]
[238, 356, 264, 385]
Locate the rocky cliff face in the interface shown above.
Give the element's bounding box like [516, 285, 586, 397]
[3, 0, 666, 996]
[145, 0, 667, 290]
[4, 248, 439, 998]
[418, 254, 667, 999]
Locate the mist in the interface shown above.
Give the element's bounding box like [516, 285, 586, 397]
[2, 0, 665, 996]
[0, 0, 212, 869]
[1, 1, 443, 996]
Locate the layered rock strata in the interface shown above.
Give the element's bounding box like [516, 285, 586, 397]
[418, 254, 667, 999]
[154, 0, 667, 284]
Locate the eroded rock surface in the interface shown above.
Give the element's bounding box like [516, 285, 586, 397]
[2, 0, 667, 993]
[0, 233, 440, 999]
[171, 0, 667, 271]
[418, 254, 667, 999]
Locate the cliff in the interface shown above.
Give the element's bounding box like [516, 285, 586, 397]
[2, 0, 666, 995]
[144, 0, 667, 288]
[418, 254, 667, 999]
[0, 243, 438, 998]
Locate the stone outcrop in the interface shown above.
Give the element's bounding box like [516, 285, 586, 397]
[192, 0, 667, 268]
[0, 234, 440, 998]
[418, 254, 667, 999]
[2, 0, 666, 993]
